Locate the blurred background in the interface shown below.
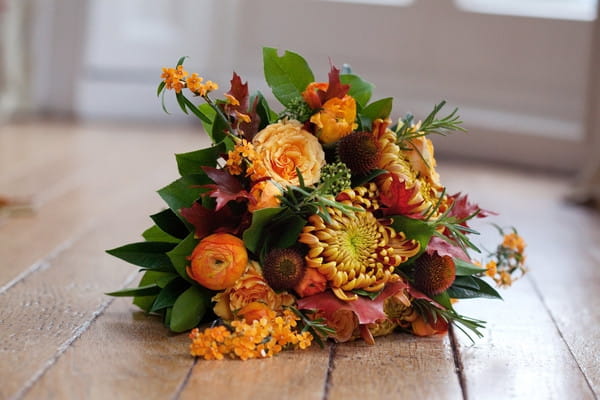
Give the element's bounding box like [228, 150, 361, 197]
[1, 0, 599, 176]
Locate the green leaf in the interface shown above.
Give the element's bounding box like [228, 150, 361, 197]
[353, 288, 384, 300]
[181, 96, 212, 124]
[106, 284, 161, 297]
[106, 242, 177, 270]
[263, 47, 315, 107]
[157, 81, 166, 97]
[166, 233, 198, 283]
[242, 207, 284, 253]
[157, 175, 212, 220]
[142, 225, 180, 243]
[433, 291, 453, 309]
[150, 209, 190, 240]
[175, 91, 188, 115]
[175, 144, 222, 176]
[340, 74, 373, 108]
[170, 286, 210, 332]
[176, 56, 188, 67]
[132, 271, 176, 312]
[390, 215, 435, 259]
[351, 169, 388, 187]
[454, 258, 487, 276]
[361, 97, 393, 123]
[447, 276, 502, 300]
[150, 278, 190, 313]
[252, 91, 278, 130]
[198, 103, 217, 137]
[270, 213, 307, 249]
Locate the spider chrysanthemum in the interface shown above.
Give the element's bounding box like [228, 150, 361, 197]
[298, 186, 420, 301]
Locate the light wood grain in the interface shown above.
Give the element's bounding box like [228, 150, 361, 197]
[179, 342, 331, 400]
[440, 162, 600, 399]
[22, 298, 192, 400]
[1, 122, 599, 400]
[327, 334, 463, 400]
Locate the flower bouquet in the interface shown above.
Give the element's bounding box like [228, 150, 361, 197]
[107, 48, 527, 360]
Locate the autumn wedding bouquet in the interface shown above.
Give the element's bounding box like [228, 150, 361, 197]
[107, 48, 527, 360]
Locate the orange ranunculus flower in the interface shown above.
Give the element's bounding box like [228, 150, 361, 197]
[302, 82, 329, 109]
[310, 95, 357, 145]
[212, 261, 295, 321]
[248, 180, 281, 212]
[252, 120, 325, 187]
[237, 301, 276, 323]
[294, 268, 327, 298]
[186, 233, 248, 291]
[411, 313, 449, 336]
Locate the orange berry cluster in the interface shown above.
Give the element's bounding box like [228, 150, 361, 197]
[189, 309, 313, 360]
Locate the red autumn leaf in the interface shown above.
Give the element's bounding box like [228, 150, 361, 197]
[426, 236, 470, 262]
[447, 192, 496, 224]
[180, 202, 245, 239]
[201, 166, 254, 211]
[222, 72, 261, 141]
[379, 173, 424, 218]
[226, 72, 249, 110]
[324, 64, 350, 100]
[297, 280, 410, 325]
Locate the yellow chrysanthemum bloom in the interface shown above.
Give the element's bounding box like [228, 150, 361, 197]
[298, 185, 420, 301]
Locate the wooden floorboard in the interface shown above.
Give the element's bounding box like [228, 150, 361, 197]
[1, 122, 598, 399]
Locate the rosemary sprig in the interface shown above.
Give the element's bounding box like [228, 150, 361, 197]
[287, 306, 336, 348]
[396, 100, 466, 146]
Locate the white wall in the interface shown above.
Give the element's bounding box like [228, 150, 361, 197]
[72, 0, 596, 171]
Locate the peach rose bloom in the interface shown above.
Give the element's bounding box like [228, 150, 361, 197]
[294, 268, 328, 297]
[186, 233, 248, 290]
[327, 309, 359, 342]
[212, 261, 295, 321]
[310, 96, 357, 145]
[252, 120, 325, 187]
[248, 180, 282, 212]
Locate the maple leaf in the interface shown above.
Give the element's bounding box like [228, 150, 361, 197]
[222, 72, 260, 141]
[379, 173, 424, 218]
[180, 202, 245, 239]
[324, 64, 350, 100]
[447, 192, 496, 224]
[201, 166, 253, 211]
[426, 236, 470, 261]
[297, 280, 411, 325]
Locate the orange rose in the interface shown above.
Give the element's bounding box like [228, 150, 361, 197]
[186, 233, 248, 290]
[302, 82, 329, 109]
[212, 261, 295, 320]
[310, 96, 357, 144]
[252, 120, 325, 187]
[294, 268, 327, 298]
[237, 302, 276, 323]
[248, 180, 281, 212]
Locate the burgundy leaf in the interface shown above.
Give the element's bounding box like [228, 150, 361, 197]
[427, 236, 470, 262]
[180, 202, 247, 239]
[324, 64, 350, 100]
[201, 166, 253, 211]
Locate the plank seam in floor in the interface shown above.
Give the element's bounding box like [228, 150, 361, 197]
[449, 325, 469, 400]
[321, 342, 337, 400]
[0, 234, 78, 295]
[10, 272, 138, 400]
[527, 275, 598, 399]
[171, 357, 198, 400]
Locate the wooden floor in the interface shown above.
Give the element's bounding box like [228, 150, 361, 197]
[0, 121, 598, 400]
